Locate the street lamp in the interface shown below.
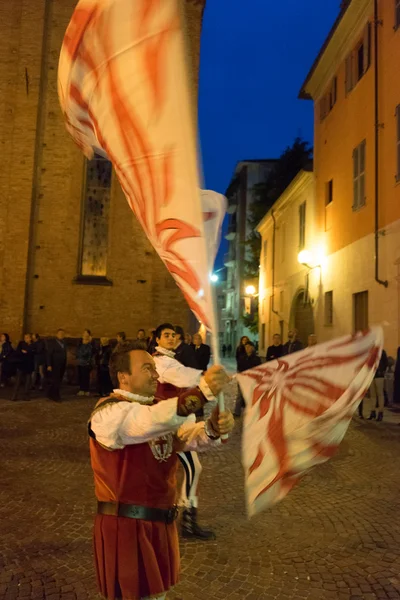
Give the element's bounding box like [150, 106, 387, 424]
[297, 249, 314, 268]
[210, 274, 219, 283]
[245, 285, 256, 296]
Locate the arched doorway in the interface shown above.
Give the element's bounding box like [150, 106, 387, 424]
[291, 290, 314, 346]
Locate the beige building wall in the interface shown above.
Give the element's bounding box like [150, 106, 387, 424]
[258, 171, 317, 354]
[258, 170, 400, 358]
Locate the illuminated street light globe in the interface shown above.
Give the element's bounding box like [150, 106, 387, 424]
[298, 249, 313, 266]
[210, 274, 219, 283]
[245, 285, 256, 296]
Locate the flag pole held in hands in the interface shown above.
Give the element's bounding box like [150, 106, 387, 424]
[208, 281, 229, 442]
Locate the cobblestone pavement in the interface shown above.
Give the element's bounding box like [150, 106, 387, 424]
[1, 382, 400, 600]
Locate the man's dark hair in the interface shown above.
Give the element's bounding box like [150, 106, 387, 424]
[174, 325, 184, 340]
[117, 331, 126, 341]
[155, 323, 175, 340]
[109, 340, 147, 383]
[57, 328, 65, 333]
[245, 341, 255, 348]
[137, 328, 145, 334]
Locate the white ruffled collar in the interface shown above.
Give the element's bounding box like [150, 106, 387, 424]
[155, 345, 175, 359]
[113, 389, 154, 405]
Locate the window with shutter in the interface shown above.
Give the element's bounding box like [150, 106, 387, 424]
[320, 77, 337, 121]
[280, 222, 286, 263]
[396, 105, 400, 181]
[353, 140, 366, 210]
[345, 54, 353, 94]
[345, 23, 371, 95]
[395, 0, 400, 30]
[263, 240, 268, 272]
[330, 77, 337, 109]
[78, 154, 113, 282]
[324, 291, 333, 326]
[299, 202, 306, 249]
[363, 22, 371, 73]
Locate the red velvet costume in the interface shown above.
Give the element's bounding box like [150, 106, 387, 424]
[89, 387, 212, 600]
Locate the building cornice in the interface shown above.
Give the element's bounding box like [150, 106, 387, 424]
[256, 170, 314, 234]
[299, 0, 373, 101]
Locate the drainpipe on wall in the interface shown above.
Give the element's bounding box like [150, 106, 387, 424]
[374, 0, 388, 288]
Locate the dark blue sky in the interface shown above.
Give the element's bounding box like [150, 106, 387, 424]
[198, 0, 340, 196]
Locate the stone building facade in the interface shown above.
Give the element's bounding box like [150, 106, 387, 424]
[0, 0, 206, 342]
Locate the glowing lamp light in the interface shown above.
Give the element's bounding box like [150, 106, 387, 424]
[210, 274, 219, 282]
[245, 285, 256, 296]
[298, 249, 313, 267]
[198, 288, 204, 298]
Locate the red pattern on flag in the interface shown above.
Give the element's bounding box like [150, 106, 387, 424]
[58, 0, 225, 330]
[237, 328, 383, 517]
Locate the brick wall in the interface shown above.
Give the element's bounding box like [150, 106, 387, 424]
[0, 0, 206, 343]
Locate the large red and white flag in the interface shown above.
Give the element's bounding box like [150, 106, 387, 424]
[238, 328, 383, 517]
[58, 0, 225, 330]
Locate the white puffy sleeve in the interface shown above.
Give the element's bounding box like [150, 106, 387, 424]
[90, 399, 188, 450]
[154, 355, 216, 401]
[154, 355, 202, 388]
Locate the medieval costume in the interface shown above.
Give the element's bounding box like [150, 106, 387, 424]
[153, 346, 216, 539]
[89, 384, 220, 600]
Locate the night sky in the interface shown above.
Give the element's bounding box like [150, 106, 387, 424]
[198, 0, 340, 268]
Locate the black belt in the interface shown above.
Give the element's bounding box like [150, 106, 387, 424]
[97, 501, 179, 524]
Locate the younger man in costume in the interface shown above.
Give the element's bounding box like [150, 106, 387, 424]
[89, 341, 233, 600]
[153, 323, 221, 540]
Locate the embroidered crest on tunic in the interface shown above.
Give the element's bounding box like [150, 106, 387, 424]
[149, 434, 174, 462]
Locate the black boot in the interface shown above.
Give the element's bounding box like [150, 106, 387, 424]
[181, 507, 216, 540]
[367, 411, 376, 420]
[377, 411, 383, 422]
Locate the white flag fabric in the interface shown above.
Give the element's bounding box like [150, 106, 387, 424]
[238, 328, 383, 517]
[58, 0, 225, 330]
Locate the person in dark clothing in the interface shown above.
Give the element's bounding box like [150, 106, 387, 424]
[174, 325, 198, 368]
[84, 329, 99, 364]
[192, 333, 211, 372]
[367, 349, 388, 421]
[222, 344, 227, 358]
[136, 329, 147, 344]
[234, 342, 261, 417]
[227, 343, 232, 357]
[147, 329, 157, 355]
[77, 330, 94, 396]
[282, 329, 304, 355]
[393, 347, 400, 405]
[97, 337, 113, 396]
[32, 333, 46, 390]
[47, 329, 67, 402]
[11, 333, 35, 401]
[235, 336, 249, 371]
[266, 333, 284, 362]
[0, 333, 14, 387]
[115, 331, 127, 353]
